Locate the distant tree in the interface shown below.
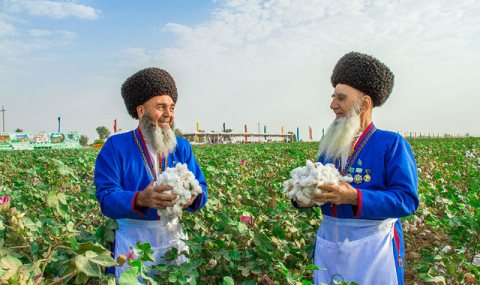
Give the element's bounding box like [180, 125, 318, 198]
[174, 128, 184, 138]
[79, 135, 89, 146]
[96, 126, 111, 139]
[225, 129, 233, 133]
[287, 131, 297, 142]
[15, 128, 23, 132]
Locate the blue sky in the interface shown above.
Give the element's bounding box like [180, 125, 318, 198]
[1, 0, 480, 142]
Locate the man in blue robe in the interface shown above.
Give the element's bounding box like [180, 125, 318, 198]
[293, 52, 418, 285]
[95, 68, 208, 277]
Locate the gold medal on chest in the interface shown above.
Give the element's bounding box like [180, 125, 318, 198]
[364, 174, 371, 183]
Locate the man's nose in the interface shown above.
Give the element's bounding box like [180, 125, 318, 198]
[330, 99, 337, 110]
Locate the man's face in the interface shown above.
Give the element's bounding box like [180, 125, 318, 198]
[330, 84, 363, 119]
[138, 95, 175, 128]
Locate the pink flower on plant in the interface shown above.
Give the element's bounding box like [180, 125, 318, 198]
[0, 196, 10, 206]
[240, 160, 246, 164]
[126, 251, 134, 260]
[261, 275, 274, 284]
[44, 163, 49, 168]
[242, 183, 246, 186]
[240, 215, 251, 225]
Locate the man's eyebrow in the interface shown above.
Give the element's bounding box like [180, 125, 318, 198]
[332, 92, 347, 98]
[155, 103, 175, 107]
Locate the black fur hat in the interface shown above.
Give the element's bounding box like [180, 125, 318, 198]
[331, 52, 394, 107]
[121, 67, 178, 119]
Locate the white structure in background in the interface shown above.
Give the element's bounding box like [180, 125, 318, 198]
[183, 132, 294, 144]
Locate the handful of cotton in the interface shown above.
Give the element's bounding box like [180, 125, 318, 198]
[155, 163, 202, 219]
[283, 160, 353, 206]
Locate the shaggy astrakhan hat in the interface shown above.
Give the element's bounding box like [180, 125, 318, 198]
[121, 67, 178, 119]
[331, 52, 394, 107]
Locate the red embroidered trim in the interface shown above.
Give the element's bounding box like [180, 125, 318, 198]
[354, 189, 362, 218]
[131, 191, 146, 217]
[137, 127, 157, 177]
[353, 122, 374, 150]
[393, 227, 402, 266]
[333, 204, 337, 218]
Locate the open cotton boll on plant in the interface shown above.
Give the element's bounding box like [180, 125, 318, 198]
[154, 163, 202, 219]
[283, 160, 353, 206]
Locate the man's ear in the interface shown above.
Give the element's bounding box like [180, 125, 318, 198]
[361, 95, 372, 110]
[137, 105, 145, 119]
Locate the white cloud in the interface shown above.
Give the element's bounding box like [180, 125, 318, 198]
[29, 28, 51, 36]
[0, 14, 16, 37]
[118, 0, 480, 136]
[4, 0, 100, 19]
[56, 30, 76, 39]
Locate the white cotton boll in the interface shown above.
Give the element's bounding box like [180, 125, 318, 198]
[156, 163, 202, 219]
[473, 254, 480, 266]
[284, 160, 352, 206]
[442, 246, 451, 253]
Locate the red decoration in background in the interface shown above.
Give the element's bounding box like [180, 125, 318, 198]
[114, 119, 117, 133]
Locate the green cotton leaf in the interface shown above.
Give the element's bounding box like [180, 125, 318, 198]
[18, 263, 41, 276]
[133, 242, 155, 263]
[74, 254, 102, 278]
[255, 233, 273, 250]
[237, 222, 248, 235]
[85, 251, 117, 267]
[230, 249, 241, 261]
[118, 267, 142, 285]
[0, 255, 22, 270]
[51, 158, 77, 178]
[467, 200, 480, 208]
[238, 265, 250, 277]
[421, 274, 446, 284]
[223, 276, 234, 285]
[75, 241, 109, 255]
[241, 198, 260, 208]
[22, 218, 38, 232]
[46, 192, 68, 218]
[75, 272, 89, 284]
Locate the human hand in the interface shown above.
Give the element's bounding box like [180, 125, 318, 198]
[311, 181, 359, 205]
[182, 195, 198, 209]
[134, 182, 177, 210]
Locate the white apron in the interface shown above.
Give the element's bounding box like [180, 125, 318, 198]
[314, 215, 398, 285]
[114, 218, 189, 278]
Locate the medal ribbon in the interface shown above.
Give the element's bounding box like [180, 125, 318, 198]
[336, 122, 376, 176]
[134, 127, 167, 180]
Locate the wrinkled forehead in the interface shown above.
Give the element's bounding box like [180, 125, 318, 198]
[333, 84, 364, 100]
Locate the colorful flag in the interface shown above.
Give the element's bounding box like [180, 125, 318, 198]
[114, 119, 117, 133]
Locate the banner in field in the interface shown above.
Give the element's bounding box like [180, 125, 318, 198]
[50, 133, 65, 144]
[0, 134, 10, 144]
[10, 133, 28, 144]
[29, 133, 49, 143]
[64, 133, 79, 143]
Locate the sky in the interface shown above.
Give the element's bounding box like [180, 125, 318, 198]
[1, 0, 479, 142]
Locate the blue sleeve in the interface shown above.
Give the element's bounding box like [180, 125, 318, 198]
[182, 141, 208, 212]
[94, 139, 149, 219]
[355, 136, 419, 219]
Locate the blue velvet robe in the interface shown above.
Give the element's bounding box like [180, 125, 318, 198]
[95, 127, 208, 220]
[294, 123, 419, 285]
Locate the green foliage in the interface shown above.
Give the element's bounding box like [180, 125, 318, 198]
[14, 128, 23, 132]
[175, 128, 184, 138]
[79, 135, 89, 146]
[1, 138, 480, 284]
[96, 126, 111, 139]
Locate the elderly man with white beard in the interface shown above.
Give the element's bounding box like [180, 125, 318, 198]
[292, 52, 419, 285]
[94, 68, 208, 278]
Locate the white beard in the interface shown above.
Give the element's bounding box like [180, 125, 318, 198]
[140, 113, 177, 158]
[318, 104, 361, 161]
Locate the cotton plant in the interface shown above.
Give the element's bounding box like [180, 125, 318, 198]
[283, 160, 353, 206]
[154, 163, 202, 220]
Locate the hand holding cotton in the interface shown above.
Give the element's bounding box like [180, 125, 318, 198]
[155, 163, 202, 219]
[283, 160, 353, 206]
